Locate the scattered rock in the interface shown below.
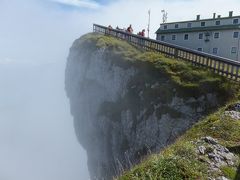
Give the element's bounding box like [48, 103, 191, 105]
[208, 164, 221, 173]
[195, 136, 239, 179]
[213, 144, 229, 153]
[202, 136, 218, 145]
[226, 160, 234, 166]
[224, 103, 240, 120]
[198, 146, 206, 155]
[208, 153, 222, 163]
[226, 103, 240, 112]
[205, 146, 214, 154]
[221, 152, 234, 161]
[216, 176, 229, 180]
[224, 111, 240, 120]
[234, 103, 240, 111]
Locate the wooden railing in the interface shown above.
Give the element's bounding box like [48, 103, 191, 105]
[93, 24, 240, 81]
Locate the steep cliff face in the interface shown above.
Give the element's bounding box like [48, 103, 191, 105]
[65, 33, 237, 180]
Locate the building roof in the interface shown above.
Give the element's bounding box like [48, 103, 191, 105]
[159, 15, 240, 26]
[156, 24, 240, 34]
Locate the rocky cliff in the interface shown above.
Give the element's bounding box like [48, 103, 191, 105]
[65, 33, 238, 180]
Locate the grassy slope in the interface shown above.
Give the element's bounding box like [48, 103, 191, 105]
[79, 33, 238, 97]
[79, 33, 240, 179]
[119, 104, 240, 180]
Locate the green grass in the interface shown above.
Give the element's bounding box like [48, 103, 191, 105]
[86, 33, 239, 125]
[221, 166, 238, 179]
[184, 104, 240, 147]
[77, 33, 239, 99]
[118, 141, 208, 180]
[118, 101, 240, 180]
[78, 33, 240, 179]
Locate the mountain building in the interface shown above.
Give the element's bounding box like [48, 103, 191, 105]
[156, 11, 240, 61]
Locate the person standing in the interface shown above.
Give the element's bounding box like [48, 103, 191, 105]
[127, 24, 133, 33]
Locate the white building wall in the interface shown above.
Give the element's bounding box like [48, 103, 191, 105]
[160, 17, 240, 30]
[157, 30, 240, 61]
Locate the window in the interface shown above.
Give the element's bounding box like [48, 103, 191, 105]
[175, 24, 179, 28]
[199, 33, 203, 39]
[233, 19, 239, 24]
[187, 23, 192, 28]
[197, 48, 203, 52]
[184, 34, 189, 40]
[214, 32, 220, 39]
[161, 35, 165, 41]
[213, 48, 218, 54]
[215, 20, 221, 25]
[201, 22, 206, 27]
[164, 25, 168, 30]
[231, 47, 237, 53]
[172, 35, 176, 40]
[233, 32, 239, 38]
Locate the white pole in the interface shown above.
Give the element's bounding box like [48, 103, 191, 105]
[161, 10, 165, 24]
[161, 10, 168, 24]
[147, 9, 151, 38]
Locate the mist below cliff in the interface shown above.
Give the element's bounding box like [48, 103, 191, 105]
[0, 62, 89, 180]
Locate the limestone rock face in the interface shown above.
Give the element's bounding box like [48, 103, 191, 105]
[65, 34, 228, 180]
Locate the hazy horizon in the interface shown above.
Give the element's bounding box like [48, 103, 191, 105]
[1, 0, 240, 179]
[0, 62, 90, 179]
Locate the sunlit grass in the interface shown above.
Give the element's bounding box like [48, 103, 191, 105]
[119, 101, 240, 179]
[79, 33, 240, 180]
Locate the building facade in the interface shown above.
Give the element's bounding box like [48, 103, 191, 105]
[156, 12, 240, 61]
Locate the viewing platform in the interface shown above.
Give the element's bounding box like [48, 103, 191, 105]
[93, 24, 240, 82]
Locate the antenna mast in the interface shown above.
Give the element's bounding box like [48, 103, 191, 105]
[161, 10, 168, 24]
[147, 9, 151, 38]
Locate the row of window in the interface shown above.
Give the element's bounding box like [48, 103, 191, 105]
[163, 18, 239, 30]
[160, 31, 239, 41]
[197, 47, 238, 54]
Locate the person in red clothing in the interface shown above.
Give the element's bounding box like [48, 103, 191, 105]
[137, 29, 145, 37]
[127, 24, 133, 33]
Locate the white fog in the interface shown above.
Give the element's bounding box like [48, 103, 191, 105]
[0, 0, 91, 179]
[0, 63, 89, 180]
[0, 0, 239, 179]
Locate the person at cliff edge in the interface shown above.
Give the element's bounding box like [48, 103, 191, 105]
[127, 24, 133, 33]
[141, 29, 145, 37]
